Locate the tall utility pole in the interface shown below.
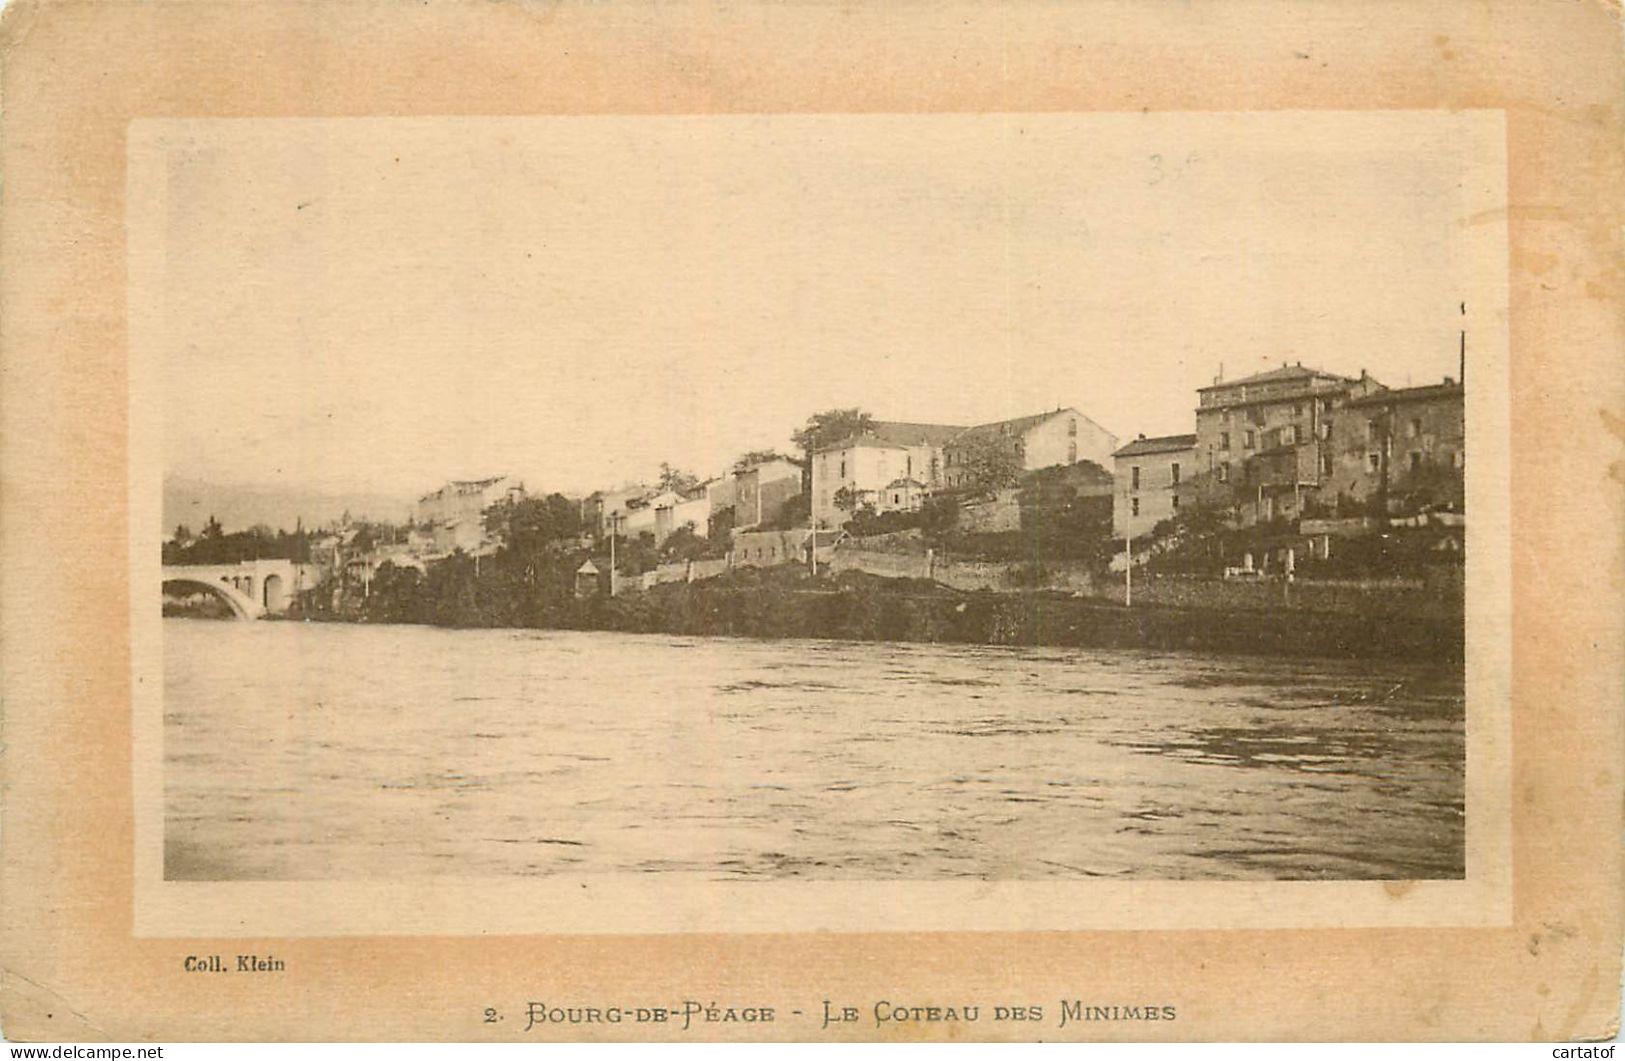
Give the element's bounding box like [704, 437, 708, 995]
[1125, 527, 1133, 607]
[608, 512, 619, 597]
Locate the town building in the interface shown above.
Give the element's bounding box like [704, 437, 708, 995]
[878, 477, 928, 513]
[1324, 379, 1464, 514]
[730, 527, 846, 568]
[810, 421, 965, 528]
[415, 476, 523, 554]
[732, 456, 804, 528]
[586, 484, 652, 539]
[942, 408, 1118, 490]
[1191, 363, 1386, 525]
[1112, 433, 1198, 539]
[653, 487, 712, 545]
[416, 476, 523, 525]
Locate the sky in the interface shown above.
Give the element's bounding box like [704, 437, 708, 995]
[139, 111, 1506, 502]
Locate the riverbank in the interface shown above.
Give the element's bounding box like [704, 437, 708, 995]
[300, 566, 1463, 663]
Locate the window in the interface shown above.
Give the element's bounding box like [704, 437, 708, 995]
[1368, 453, 1381, 473]
[1295, 403, 1304, 417]
[1068, 419, 1078, 437]
[1410, 451, 1422, 471]
[1322, 420, 1333, 440]
[1131, 465, 1140, 490]
[905, 455, 913, 477]
[1321, 397, 1333, 412]
[1219, 461, 1231, 483]
[1367, 420, 1379, 442]
[1131, 498, 1140, 517]
[1068, 441, 1077, 463]
[893, 493, 901, 505]
[1171, 462, 1181, 485]
[1321, 454, 1333, 475]
[1452, 451, 1463, 469]
[1172, 494, 1181, 510]
[1409, 418, 1422, 439]
[1244, 430, 1255, 449]
[1290, 424, 1303, 444]
[839, 459, 846, 478]
[1220, 432, 1231, 451]
[1222, 409, 1231, 423]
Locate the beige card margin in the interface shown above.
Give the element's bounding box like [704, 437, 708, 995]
[2, 0, 1621, 1042]
[124, 110, 1512, 938]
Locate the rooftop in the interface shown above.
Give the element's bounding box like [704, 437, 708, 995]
[1113, 433, 1198, 458]
[818, 420, 968, 452]
[1345, 379, 1463, 407]
[419, 476, 510, 502]
[1197, 363, 1356, 393]
[948, 408, 1077, 446]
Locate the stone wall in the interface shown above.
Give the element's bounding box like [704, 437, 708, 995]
[826, 545, 1095, 595]
[1094, 571, 1462, 620]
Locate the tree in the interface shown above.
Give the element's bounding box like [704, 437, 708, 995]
[791, 408, 874, 456]
[766, 493, 810, 530]
[734, 449, 789, 472]
[708, 504, 737, 540]
[172, 524, 194, 546]
[657, 463, 700, 495]
[831, 486, 872, 520]
[486, 493, 580, 555]
[949, 434, 1023, 493]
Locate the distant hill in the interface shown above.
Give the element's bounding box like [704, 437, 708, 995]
[163, 476, 412, 535]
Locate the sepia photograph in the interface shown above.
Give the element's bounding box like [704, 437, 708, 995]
[138, 112, 1498, 893]
[4, 0, 1622, 1044]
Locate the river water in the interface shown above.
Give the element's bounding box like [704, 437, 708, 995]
[163, 619, 1465, 881]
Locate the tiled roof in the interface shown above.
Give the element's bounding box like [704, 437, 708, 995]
[1112, 433, 1197, 458]
[819, 420, 968, 452]
[947, 409, 1071, 446]
[1345, 381, 1463, 407]
[1197, 364, 1355, 392]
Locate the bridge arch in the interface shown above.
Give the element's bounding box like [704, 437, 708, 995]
[161, 577, 263, 620]
[261, 573, 286, 612]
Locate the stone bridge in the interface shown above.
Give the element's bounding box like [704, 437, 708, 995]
[161, 559, 323, 620]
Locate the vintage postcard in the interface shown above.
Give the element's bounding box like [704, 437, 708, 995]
[2, 0, 1621, 1043]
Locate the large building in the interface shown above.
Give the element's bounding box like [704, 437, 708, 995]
[810, 421, 965, 528]
[652, 487, 712, 545]
[583, 484, 651, 539]
[732, 456, 804, 529]
[1325, 379, 1464, 514]
[942, 408, 1118, 490]
[1190, 363, 1387, 525]
[415, 476, 524, 554]
[1112, 433, 1198, 539]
